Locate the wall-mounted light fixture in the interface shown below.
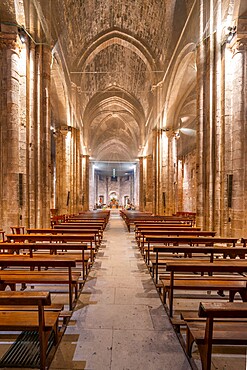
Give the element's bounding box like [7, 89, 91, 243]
[18, 27, 26, 43]
[225, 26, 237, 44]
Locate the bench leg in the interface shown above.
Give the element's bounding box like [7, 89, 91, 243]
[199, 317, 214, 370]
[186, 326, 195, 356]
[0, 283, 16, 291]
[228, 289, 246, 302]
[239, 289, 247, 302]
[162, 287, 167, 305]
[198, 343, 212, 370]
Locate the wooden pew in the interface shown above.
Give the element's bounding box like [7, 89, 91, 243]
[0, 270, 81, 309]
[65, 218, 107, 229]
[152, 245, 246, 285]
[0, 242, 88, 279]
[5, 233, 95, 263]
[139, 231, 217, 258]
[145, 236, 238, 265]
[134, 224, 200, 247]
[0, 255, 77, 310]
[0, 291, 61, 370]
[26, 227, 102, 248]
[78, 210, 110, 222]
[121, 211, 194, 232]
[165, 260, 247, 317]
[186, 301, 247, 370]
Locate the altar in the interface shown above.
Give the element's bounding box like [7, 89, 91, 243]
[109, 198, 119, 208]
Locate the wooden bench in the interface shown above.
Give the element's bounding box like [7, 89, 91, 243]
[54, 224, 104, 239]
[165, 260, 247, 317]
[140, 231, 217, 260]
[5, 233, 95, 265]
[145, 236, 238, 265]
[120, 210, 194, 231]
[26, 227, 102, 248]
[131, 216, 194, 232]
[0, 303, 71, 326]
[0, 255, 77, 310]
[66, 217, 107, 229]
[0, 291, 61, 370]
[0, 241, 89, 279]
[135, 225, 201, 248]
[0, 270, 81, 309]
[186, 301, 247, 370]
[162, 275, 247, 307]
[152, 245, 245, 284]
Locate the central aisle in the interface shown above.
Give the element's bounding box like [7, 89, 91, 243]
[51, 211, 192, 370]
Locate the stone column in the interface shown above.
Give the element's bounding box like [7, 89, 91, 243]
[151, 83, 163, 215]
[0, 29, 21, 231]
[152, 129, 158, 214]
[196, 0, 207, 230]
[82, 155, 90, 210]
[230, 39, 247, 236]
[161, 131, 169, 215]
[40, 45, 51, 226]
[27, 40, 37, 227]
[56, 129, 68, 214]
[156, 129, 163, 215]
[146, 155, 153, 213]
[166, 130, 177, 215]
[138, 157, 144, 211]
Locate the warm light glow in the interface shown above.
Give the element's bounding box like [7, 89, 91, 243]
[19, 46, 26, 76]
[179, 128, 196, 136]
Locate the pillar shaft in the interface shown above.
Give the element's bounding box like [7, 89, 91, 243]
[0, 32, 21, 231]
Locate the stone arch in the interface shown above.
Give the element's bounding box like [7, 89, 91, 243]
[74, 29, 159, 86]
[164, 43, 197, 130]
[83, 86, 145, 158]
[50, 52, 71, 127]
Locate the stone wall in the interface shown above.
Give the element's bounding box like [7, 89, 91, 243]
[94, 174, 134, 208]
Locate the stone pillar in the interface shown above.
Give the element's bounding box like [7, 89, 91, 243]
[156, 129, 163, 215]
[40, 45, 51, 226]
[230, 40, 247, 236]
[56, 129, 68, 214]
[166, 130, 177, 215]
[133, 163, 138, 209]
[56, 126, 82, 215]
[26, 40, 38, 227]
[146, 155, 153, 213]
[161, 131, 169, 215]
[196, 0, 206, 230]
[82, 155, 90, 210]
[138, 157, 144, 211]
[151, 83, 163, 215]
[0, 29, 21, 231]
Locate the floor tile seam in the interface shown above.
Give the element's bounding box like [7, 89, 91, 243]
[74, 326, 169, 333]
[75, 303, 163, 307]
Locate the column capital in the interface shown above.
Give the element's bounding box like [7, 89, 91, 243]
[0, 33, 21, 52]
[228, 18, 247, 55]
[163, 129, 176, 139]
[230, 38, 247, 56]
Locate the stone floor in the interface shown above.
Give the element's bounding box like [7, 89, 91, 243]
[50, 211, 192, 370]
[0, 211, 245, 369]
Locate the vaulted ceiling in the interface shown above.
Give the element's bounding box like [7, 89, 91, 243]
[48, 0, 177, 162]
[42, 0, 193, 162]
[0, 0, 196, 164]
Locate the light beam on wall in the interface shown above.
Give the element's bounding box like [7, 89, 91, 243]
[179, 128, 196, 136]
